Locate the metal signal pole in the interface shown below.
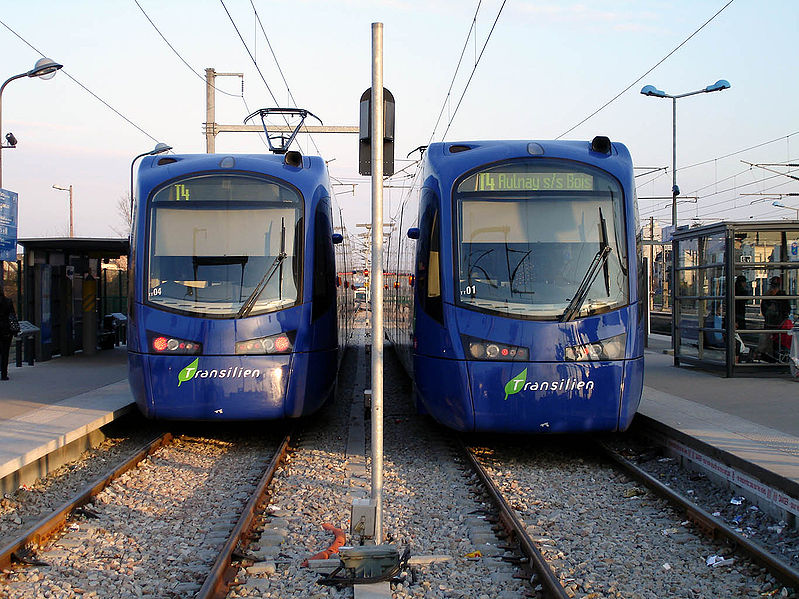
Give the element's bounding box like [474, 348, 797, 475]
[370, 21, 385, 544]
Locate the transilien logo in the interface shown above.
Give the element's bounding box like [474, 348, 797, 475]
[178, 358, 199, 387]
[504, 368, 527, 400]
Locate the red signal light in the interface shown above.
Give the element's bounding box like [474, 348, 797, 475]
[152, 336, 168, 352]
[274, 335, 291, 352]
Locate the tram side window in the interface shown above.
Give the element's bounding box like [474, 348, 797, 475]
[313, 199, 336, 321]
[416, 188, 443, 323]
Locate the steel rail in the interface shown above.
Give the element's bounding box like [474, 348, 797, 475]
[0, 432, 174, 570]
[196, 431, 293, 599]
[599, 443, 799, 590]
[459, 440, 570, 599]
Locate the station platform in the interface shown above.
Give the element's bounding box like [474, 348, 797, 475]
[0, 346, 133, 493]
[0, 338, 797, 509]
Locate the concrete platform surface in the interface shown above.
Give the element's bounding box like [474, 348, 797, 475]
[0, 347, 133, 492]
[640, 334, 799, 487]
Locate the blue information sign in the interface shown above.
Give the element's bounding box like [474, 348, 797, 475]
[0, 188, 19, 261]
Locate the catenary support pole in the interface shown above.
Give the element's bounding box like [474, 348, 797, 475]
[370, 21, 384, 544]
[205, 68, 215, 153]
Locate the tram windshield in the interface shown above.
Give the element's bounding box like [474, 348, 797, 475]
[455, 159, 628, 319]
[146, 174, 302, 317]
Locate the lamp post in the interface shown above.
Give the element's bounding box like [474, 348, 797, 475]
[0, 58, 63, 188]
[129, 143, 172, 231]
[52, 184, 74, 237]
[640, 80, 730, 230]
[772, 201, 799, 220]
[641, 79, 730, 353]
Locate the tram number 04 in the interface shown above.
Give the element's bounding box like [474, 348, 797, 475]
[461, 285, 476, 296]
[149, 287, 162, 297]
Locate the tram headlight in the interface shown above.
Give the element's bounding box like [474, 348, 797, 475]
[235, 331, 296, 355]
[147, 331, 202, 355]
[461, 335, 529, 361]
[564, 333, 627, 362]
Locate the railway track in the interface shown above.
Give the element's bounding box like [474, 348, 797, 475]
[0, 430, 290, 598]
[464, 437, 798, 599]
[3, 331, 797, 598]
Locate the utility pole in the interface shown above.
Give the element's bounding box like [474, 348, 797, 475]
[204, 68, 357, 152]
[205, 69, 245, 153]
[52, 184, 73, 237]
[369, 22, 385, 544]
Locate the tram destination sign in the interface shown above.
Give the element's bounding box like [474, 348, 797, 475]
[475, 171, 593, 192]
[0, 188, 19, 262]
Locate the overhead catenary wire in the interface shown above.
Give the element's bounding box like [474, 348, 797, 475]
[440, 0, 507, 142]
[394, 1, 502, 225]
[248, 0, 321, 156]
[640, 168, 799, 222]
[426, 0, 482, 147]
[133, 0, 268, 148]
[0, 17, 160, 144]
[133, 0, 239, 98]
[637, 131, 799, 223]
[556, 0, 735, 140]
[218, 0, 303, 152]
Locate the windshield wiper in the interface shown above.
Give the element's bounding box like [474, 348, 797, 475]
[236, 252, 288, 318]
[560, 208, 612, 322]
[509, 248, 534, 295]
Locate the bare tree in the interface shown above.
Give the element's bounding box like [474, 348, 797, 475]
[112, 192, 132, 237]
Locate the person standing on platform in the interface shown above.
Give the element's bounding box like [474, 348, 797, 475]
[0, 286, 19, 380]
[756, 276, 791, 361]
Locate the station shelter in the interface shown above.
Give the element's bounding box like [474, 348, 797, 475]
[672, 222, 799, 376]
[10, 238, 129, 362]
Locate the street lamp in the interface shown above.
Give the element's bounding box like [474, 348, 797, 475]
[640, 79, 730, 230]
[0, 58, 64, 187]
[772, 201, 799, 220]
[641, 79, 730, 353]
[52, 184, 74, 237]
[130, 143, 172, 228]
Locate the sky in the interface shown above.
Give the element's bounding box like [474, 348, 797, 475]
[0, 0, 797, 242]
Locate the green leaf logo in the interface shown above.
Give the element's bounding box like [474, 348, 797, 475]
[504, 368, 527, 401]
[178, 358, 199, 387]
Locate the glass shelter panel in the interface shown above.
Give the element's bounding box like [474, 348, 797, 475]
[677, 238, 699, 269]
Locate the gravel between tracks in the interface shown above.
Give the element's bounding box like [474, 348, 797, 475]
[229, 322, 529, 598]
[608, 434, 799, 575]
[2, 433, 279, 598]
[476, 440, 795, 598]
[0, 421, 158, 550]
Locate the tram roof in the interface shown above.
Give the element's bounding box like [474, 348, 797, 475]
[425, 139, 633, 175]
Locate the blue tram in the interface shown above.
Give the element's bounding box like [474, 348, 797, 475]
[128, 151, 353, 420]
[385, 138, 644, 433]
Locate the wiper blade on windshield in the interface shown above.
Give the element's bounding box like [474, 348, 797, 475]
[560, 207, 612, 322]
[236, 252, 288, 318]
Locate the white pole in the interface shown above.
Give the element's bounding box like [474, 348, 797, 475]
[370, 21, 385, 544]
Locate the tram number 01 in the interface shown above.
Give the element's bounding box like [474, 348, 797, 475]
[461, 285, 476, 296]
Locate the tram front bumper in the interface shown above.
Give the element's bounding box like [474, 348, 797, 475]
[132, 353, 291, 420]
[468, 359, 627, 433]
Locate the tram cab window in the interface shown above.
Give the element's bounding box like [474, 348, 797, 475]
[454, 160, 628, 320]
[416, 188, 443, 323]
[146, 174, 303, 318]
[312, 198, 336, 321]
